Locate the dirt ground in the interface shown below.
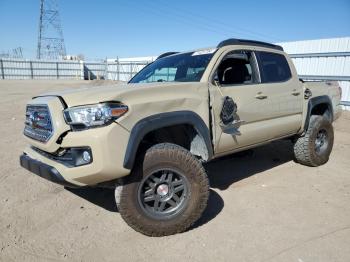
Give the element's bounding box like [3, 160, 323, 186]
[0, 80, 349, 262]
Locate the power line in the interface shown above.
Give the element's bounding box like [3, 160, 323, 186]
[154, 0, 283, 42]
[135, 0, 283, 42]
[123, 2, 233, 39]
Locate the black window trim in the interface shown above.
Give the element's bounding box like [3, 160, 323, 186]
[210, 49, 262, 87]
[255, 51, 292, 84]
[128, 51, 216, 84]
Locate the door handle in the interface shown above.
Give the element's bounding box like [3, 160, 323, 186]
[291, 89, 300, 96]
[255, 92, 267, 99]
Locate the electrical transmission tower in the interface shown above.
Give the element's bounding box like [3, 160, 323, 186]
[37, 0, 66, 60]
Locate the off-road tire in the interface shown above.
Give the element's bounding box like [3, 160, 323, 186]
[293, 115, 334, 166]
[117, 143, 209, 236]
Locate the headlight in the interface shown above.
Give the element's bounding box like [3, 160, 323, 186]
[63, 102, 128, 130]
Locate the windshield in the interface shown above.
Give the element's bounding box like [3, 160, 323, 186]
[129, 51, 215, 84]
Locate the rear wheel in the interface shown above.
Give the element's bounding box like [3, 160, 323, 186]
[117, 143, 209, 236]
[293, 115, 334, 166]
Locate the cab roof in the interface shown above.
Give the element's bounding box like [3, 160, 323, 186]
[217, 38, 283, 51]
[156, 38, 283, 60]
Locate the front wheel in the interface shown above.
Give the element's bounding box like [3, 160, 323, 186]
[293, 115, 334, 166]
[117, 143, 209, 236]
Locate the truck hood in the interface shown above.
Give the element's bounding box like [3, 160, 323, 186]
[35, 82, 188, 107]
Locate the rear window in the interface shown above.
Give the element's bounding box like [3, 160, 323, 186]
[257, 52, 291, 83]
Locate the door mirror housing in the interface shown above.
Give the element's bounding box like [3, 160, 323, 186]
[213, 73, 220, 87]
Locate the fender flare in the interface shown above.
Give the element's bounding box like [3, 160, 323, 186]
[304, 95, 333, 131]
[123, 111, 213, 169]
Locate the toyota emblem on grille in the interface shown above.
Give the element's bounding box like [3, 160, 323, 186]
[24, 105, 53, 142]
[29, 111, 48, 129]
[29, 111, 40, 128]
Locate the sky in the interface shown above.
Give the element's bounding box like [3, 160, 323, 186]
[0, 0, 350, 59]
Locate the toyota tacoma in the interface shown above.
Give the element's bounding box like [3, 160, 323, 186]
[20, 39, 342, 236]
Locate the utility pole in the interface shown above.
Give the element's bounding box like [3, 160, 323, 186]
[37, 0, 66, 60]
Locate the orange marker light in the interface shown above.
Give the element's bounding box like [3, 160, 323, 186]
[111, 106, 128, 117]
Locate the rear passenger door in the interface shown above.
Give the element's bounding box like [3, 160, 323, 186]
[255, 51, 303, 138]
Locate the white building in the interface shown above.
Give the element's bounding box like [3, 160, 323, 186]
[278, 37, 350, 109]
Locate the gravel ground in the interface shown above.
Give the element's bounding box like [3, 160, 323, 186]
[0, 80, 349, 262]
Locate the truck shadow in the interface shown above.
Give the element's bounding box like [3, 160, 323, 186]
[192, 139, 294, 229]
[66, 187, 118, 212]
[66, 186, 224, 230]
[67, 139, 294, 230]
[205, 140, 294, 190]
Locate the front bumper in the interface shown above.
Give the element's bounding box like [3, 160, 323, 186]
[22, 122, 131, 187]
[20, 154, 77, 188]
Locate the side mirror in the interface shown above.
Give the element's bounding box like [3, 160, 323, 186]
[213, 74, 220, 87]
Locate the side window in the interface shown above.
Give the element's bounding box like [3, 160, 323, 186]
[140, 67, 177, 83]
[216, 50, 258, 85]
[257, 52, 291, 83]
[186, 67, 206, 81]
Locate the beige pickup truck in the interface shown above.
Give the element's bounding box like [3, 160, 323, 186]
[20, 39, 342, 236]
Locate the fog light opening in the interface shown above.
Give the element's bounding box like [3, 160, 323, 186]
[82, 151, 91, 163]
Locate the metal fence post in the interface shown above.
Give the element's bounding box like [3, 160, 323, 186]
[0, 59, 4, 79]
[130, 63, 133, 80]
[80, 60, 84, 80]
[117, 57, 120, 81]
[29, 61, 34, 79]
[105, 58, 108, 80]
[56, 62, 59, 79]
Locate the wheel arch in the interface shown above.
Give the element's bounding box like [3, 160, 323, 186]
[123, 111, 213, 169]
[304, 95, 333, 131]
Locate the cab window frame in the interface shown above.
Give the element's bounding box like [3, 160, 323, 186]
[255, 51, 292, 83]
[129, 51, 214, 84]
[210, 49, 261, 87]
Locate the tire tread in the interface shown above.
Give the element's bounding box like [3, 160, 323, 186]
[118, 143, 209, 237]
[294, 115, 334, 167]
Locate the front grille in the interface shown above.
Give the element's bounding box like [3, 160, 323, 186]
[24, 105, 53, 143]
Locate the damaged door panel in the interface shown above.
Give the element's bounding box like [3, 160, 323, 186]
[209, 50, 275, 153]
[219, 96, 245, 135]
